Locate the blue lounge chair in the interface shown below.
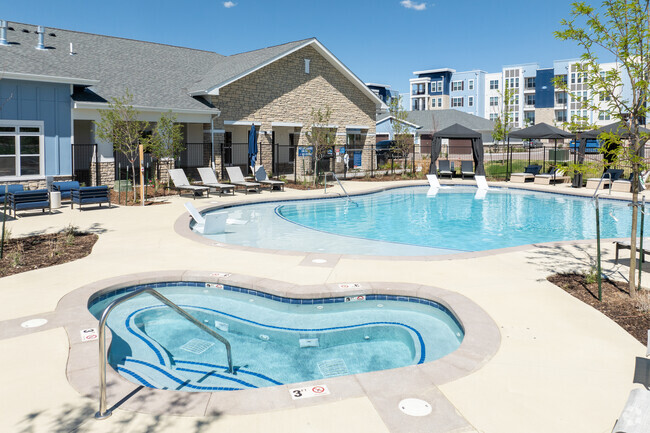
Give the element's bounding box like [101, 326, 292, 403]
[461, 161, 475, 179]
[8, 189, 50, 217]
[52, 181, 80, 200]
[438, 160, 454, 178]
[0, 184, 24, 204]
[71, 186, 111, 210]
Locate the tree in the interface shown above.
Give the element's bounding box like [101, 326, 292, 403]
[556, 0, 650, 297]
[305, 106, 337, 185]
[389, 95, 412, 172]
[143, 111, 184, 189]
[94, 90, 149, 202]
[491, 81, 517, 145]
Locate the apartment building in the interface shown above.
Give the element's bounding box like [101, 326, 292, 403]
[410, 59, 630, 129]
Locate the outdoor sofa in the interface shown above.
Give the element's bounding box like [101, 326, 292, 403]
[0, 184, 24, 203]
[586, 169, 624, 190]
[71, 186, 110, 210]
[8, 189, 50, 217]
[52, 181, 81, 200]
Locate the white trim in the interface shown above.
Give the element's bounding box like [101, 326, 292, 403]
[310, 124, 338, 129]
[0, 71, 99, 86]
[196, 39, 387, 111]
[345, 125, 369, 130]
[413, 68, 456, 75]
[203, 129, 226, 134]
[73, 101, 220, 115]
[223, 120, 262, 126]
[271, 122, 303, 127]
[365, 83, 391, 88]
[0, 119, 45, 178]
[375, 116, 421, 129]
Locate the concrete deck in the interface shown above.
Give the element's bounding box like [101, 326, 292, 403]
[0, 179, 647, 433]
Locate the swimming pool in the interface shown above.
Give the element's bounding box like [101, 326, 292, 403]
[89, 282, 464, 392]
[192, 186, 647, 256]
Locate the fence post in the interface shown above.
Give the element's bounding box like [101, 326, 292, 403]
[95, 144, 101, 186]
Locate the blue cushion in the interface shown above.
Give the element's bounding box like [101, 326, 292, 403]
[0, 184, 24, 202]
[53, 181, 81, 199]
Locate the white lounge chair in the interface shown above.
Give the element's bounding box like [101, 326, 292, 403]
[168, 169, 209, 199]
[426, 174, 450, 189]
[475, 175, 492, 190]
[197, 167, 235, 196]
[225, 166, 261, 194]
[183, 202, 227, 234]
[534, 168, 571, 185]
[254, 166, 285, 192]
[612, 171, 650, 192]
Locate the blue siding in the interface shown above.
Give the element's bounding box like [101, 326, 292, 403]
[535, 69, 555, 108]
[0, 79, 72, 176]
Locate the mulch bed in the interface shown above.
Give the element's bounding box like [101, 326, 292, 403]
[0, 230, 98, 278]
[110, 186, 175, 206]
[548, 273, 650, 344]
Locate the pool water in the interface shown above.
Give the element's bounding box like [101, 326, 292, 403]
[196, 186, 648, 255]
[89, 283, 463, 392]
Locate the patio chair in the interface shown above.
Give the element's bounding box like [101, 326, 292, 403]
[254, 166, 285, 192]
[8, 189, 50, 217]
[0, 184, 24, 204]
[509, 165, 541, 183]
[168, 169, 210, 199]
[614, 238, 650, 264]
[71, 186, 111, 211]
[184, 202, 228, 234]
[438, 160, 453, 178]
[612, 171, 650, 193]
[225, 166, 261, 194]
[475, 175, 492, 190]
[197, 167, 235, 196]
[52, 181, 80, 201]
[534, 167, 571, 185]
[461, 161, 475, 179]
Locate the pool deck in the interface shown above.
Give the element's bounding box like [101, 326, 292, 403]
[0, 178, 648, 433]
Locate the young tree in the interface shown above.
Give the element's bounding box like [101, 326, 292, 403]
[94, 90, 149, 201]
[556, 0, 650, 297]
[305, 106, 337, 185]
[389, 95, 412, 172]
[491, 82, 516, 145]
[143, 111, 184, 188]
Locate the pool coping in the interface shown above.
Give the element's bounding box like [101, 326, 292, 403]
[59, 270, 500, 417]
[173, 181, 639, 262]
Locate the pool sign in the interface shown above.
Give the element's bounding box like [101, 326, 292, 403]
[298, 146, 313, 157]
[338, 283, 362, 289]
[205, 283, 224, 289]
[80, 328, 99, 342]
[344, 295, 366, 303]
[290, 384, 330, 400]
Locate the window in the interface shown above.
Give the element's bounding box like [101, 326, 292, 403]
[556, 110, 567, 122]
[468, 96, 474, 106]
[304, 59, 310, 74]
[489, 96, 499, 106]
[412, 83, 426, 95]
[489, 113, 498, 121]
[451, 97, 464, 107]
[599, 111, 611, 121]
[468, 79, 474, 90]
[437, 81, 443, 92]
[571, 73, 576, 84]
[451, 81, 464, 91]
[431, 82, 437, 93]
[0, 122, 43, 177]
[556, 92, 567, 105]
[489, 79, 499, 90]
[438, 97, 442, 107]
[599, 92, 611, 102]
[524, 111, 535, 124]
[525, 77, 535, 89]
[412, 98, 424, 110]
[525, 94, 535, 106]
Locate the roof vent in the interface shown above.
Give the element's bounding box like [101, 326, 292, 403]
[35, 25, 45, 50]
[0, 20, 9, 46]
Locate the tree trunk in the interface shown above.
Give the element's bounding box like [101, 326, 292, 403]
[131, 162, 137, 204]
[629, 155, 640, 298]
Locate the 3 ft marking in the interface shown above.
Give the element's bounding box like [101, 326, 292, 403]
[80, 328, 98, 342]
[290, 384, 330, 400]
[338, 283, 362, 289]
[210, 272, 231, 278]
[344, 295, 366, 302]
[205, 283, 224, 289]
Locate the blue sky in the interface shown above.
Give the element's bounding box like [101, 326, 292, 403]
[7, 0, 597, 96]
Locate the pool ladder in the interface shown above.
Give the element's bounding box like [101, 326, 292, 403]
[325, 172, 356, 204]
[94, 287, 233, 420]
[592, 172, 613, 198]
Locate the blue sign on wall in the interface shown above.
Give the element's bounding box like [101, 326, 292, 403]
[298, 146, 313, 156]
[353, 152, 362, 168]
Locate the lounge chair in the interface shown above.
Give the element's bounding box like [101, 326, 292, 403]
[475, 175, 492, 190]
[586, 168, 624, 190]
[184, 202, 228, 234]
[8, 189, 50, 217]
[612, 171, 650, 192]
[438, 160, 454, 178]
[510, 165, 541, 183]
[534, 168, 571, 185]
[168, 169, 210, 199]
[52, 181, 80, 201]
[71, 186, 110, 211]
[197, 167, 235, 196]
[254, 166, 285, 192]
[0, 184, 24, 204]
[225, 166, 261, 194]
[461, 161, 475, 179]
[614, 238, 650, 263]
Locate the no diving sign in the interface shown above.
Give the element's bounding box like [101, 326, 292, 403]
[80, 328, 99, 342]
[290, 384, 330, 400]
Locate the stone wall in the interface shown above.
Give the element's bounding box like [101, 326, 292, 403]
[90, 161, 116, 187]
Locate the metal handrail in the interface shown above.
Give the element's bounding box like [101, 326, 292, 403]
[592, 172, 613, 198]
[95, 287, 233, 420]
[324, 171, 355, 204]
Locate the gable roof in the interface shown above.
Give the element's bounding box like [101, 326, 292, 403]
[0, 22, 385, 114]
[0, 22, 222, 113]
[509, 122, 575, 139]
[433, 123, 481, 138]
[376, 115, 421, 129]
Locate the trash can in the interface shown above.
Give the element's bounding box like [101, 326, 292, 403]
[50, 191, 61, 209]
[572, 173, 583, 188]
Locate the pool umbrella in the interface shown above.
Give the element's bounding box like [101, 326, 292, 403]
[248, 124, 258, 174]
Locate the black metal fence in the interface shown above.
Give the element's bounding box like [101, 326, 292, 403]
[71, 143, 99, 186]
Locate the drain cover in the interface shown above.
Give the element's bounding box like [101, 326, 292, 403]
[21, 318, 48, 328]
[318, 359, 349, 377]
[398, 398, 432, 416]
[180, 338, 214, 354]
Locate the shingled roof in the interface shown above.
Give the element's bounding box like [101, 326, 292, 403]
[0, 21, 384, 114]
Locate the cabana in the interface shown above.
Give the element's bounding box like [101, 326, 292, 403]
[508, 123, 575, 185]
[429, 123, 485, 176]
[580, 121, 650, 171]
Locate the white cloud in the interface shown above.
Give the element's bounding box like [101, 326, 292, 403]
[400, 0, 426, 10]
[223, 1, 236, 8]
